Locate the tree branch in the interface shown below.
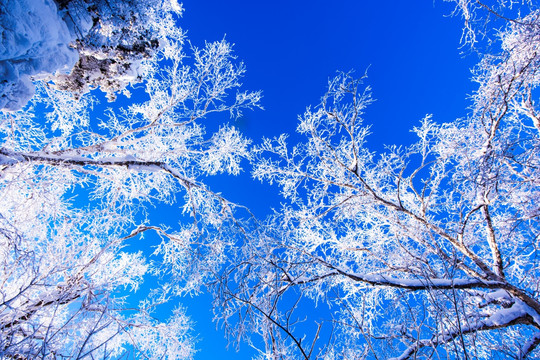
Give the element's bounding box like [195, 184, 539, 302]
[390, 302, 536, 360]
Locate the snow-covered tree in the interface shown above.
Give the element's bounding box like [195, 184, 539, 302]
[0, 4, 260, 358]
[51, 0, 180, 101]
[213, 3, 540, 359]
[445, 0, 537, 47]
[0, 0, 183, 111]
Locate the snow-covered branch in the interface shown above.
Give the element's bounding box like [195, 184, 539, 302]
[0, 1, 259, 357]
[216, 4, 540, 355]
[391, 300, 537, 360]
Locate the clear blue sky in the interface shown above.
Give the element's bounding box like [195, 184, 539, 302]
[157, 1, 478, 358]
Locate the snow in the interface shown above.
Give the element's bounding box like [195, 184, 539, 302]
[334, 266, 504, 289]
[170, 0, 183, 14]
[389, 300, 533, 360]
[0, 0, 78, 111]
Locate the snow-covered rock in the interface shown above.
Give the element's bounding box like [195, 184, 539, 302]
[0, 0, 78, 111]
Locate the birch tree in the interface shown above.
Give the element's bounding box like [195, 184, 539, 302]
[213, 3, 540, 359]
[0, 3, 260, 358]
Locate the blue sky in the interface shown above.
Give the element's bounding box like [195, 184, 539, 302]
[161, 1, 479, 358]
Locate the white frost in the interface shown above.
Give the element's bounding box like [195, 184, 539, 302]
[170, 0, 183, 14]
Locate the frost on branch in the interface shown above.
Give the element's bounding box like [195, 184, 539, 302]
[214, 7, 540, 357]
[0, 4, 260, 357]
[445, 0, 537, 47]
[0, 164, 196, 358]
[472, 9, 540, 137]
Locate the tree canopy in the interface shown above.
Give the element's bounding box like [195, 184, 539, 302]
[0, 1, 259, 357]
[1, 0, 540, 359]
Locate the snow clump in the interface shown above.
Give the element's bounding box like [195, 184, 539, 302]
[0, 0, 78, 111]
